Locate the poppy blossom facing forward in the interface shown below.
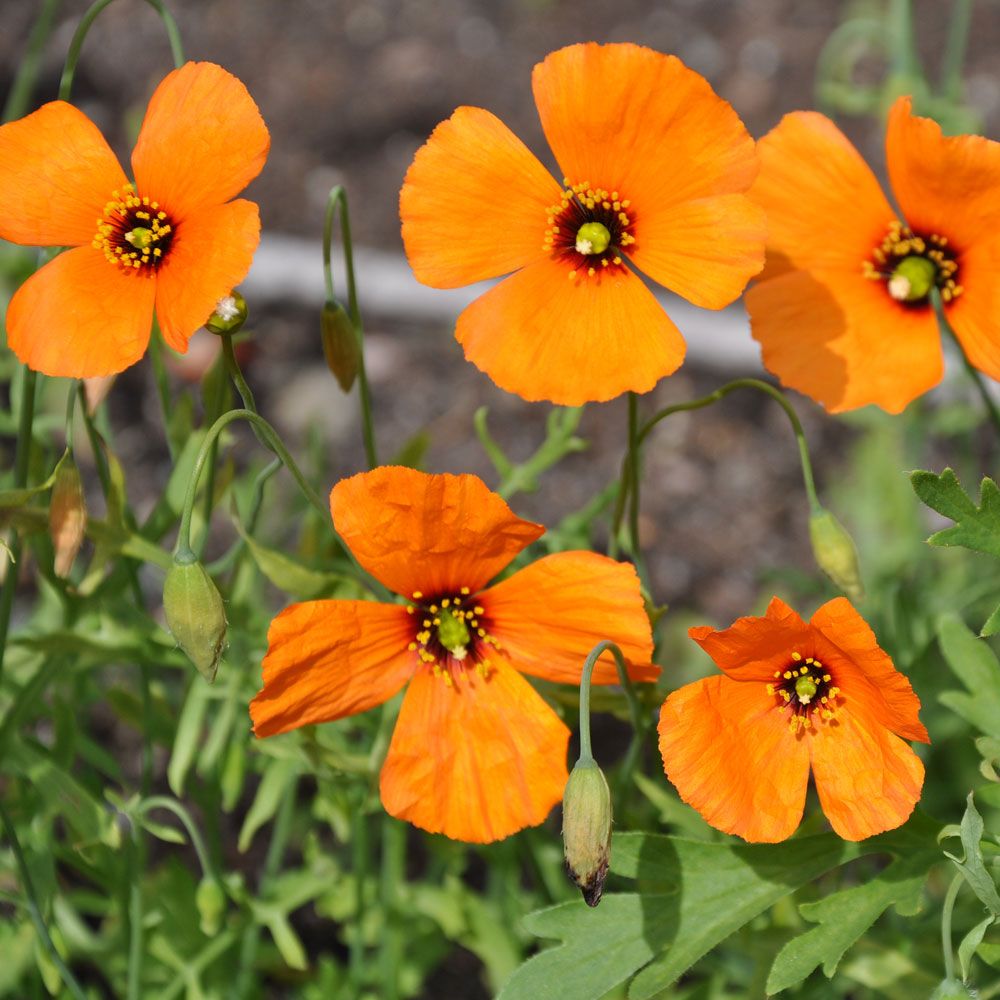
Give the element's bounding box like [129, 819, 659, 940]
[400, 42, 766, 406]
[250, 466, 657, 843]
[747, 97, 1000, 413]
[658, 597, 928, 842]
[0, 62, 268, 378]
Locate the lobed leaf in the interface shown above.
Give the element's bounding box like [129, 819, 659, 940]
[911, 468, 1000, 559]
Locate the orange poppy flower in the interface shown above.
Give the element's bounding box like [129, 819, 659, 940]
[0, 62, 268, 378]
[658, 597, 928, 842]
[399, 42, 765, 406]
[250, 465, 657, 843]
[746, 96, 1000, 413]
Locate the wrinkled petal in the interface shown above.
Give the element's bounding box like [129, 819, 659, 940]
[456, 255, 685, 405]
[747, 266, 943, 414]
[658, 675, 809, 843]
[132, 62, 269, 218]
[380, 662, 569, 842]
[154, 198, 260, 353]
[250, 600, 415, 737]
[945, 238, 1000, 382]
[7, 247, 154, 377]
[0, 101, 126, 247]
[401, 106, 560, 288]
[482, 552, 657, 685]
[810, 706, 925, 841]
[330, 467, 543, 598]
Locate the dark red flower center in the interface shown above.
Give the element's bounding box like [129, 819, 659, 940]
[767, 651, 842, 734]
[862, 219, 961, 307]
[93, 183, 175, 273]
[406, 588, 500, 684]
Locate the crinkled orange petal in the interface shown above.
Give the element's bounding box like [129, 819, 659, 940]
[658, 675, 809, 842]
[481, 552, 657, 685]
[250, 600, 415, 737]
[809, 597, 928, 743]
[750, 111, 895, 279]
[0, 101, 127, 247]
[132, 62, 269, 219]
[400, 106, 560, 288]
[810, 705, 924, 841]
[945, 239, 1000, 382]
[747, 266, 943, 413]
[379, 662, 569, 842]
[330, 467, 544, 598]
[628, 193, 765, 309]
[886, 96, 1000, 251]
[456, 255, 686, 405]
[688, 597, 811, 683]
[154, 198, 261, 353]
[7, 247, 154, 377]
[533, 43, 757, 221]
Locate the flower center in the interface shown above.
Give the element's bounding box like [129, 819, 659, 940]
[862, 220, 962, 305]
[93, 183, 174, 272]
[766, 651, 842, 734]
[543, 180, 636, 282]
[405, 588, 500, 685]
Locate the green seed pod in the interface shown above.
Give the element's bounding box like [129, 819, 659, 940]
[930, 978, 977, 999]
[562, 757, 613, 907]
[809, 507, 864, 602]
[321, 299, 360, 392]
[205, 290, 248, 336]
[195, 877, 227, 936]
[163, 555, 227, 682]
[49, 453, 86, 578]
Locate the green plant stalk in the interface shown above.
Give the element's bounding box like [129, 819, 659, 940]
[888, 0, 921, 81]
[577, 640, 643, 765]
[198, 352, 230, 560]
[3, 0, 61, 122]
[380, 818, 406, 1000]
[941, 0, 975, 101]
[206, 457, 281, 576]
[937, 307, 1000, 438]
[137, 796, 219, 884]
[626, 392, 644, 568]
[0, 801, 87, 1000]
[324, 185, 378, 469]
[349, 807, 368, 994]
[940, 870, 963, 982]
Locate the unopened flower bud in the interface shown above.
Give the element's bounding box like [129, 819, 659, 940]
[163, 554, 227, 682]
[809, 507, 864, 602]
[562, 757, 613, 907]
[49, 454, 86, 578]
[205, 291, 248, 336]
[320, 300, 360, 392]
[930, 979, 977, 1000]
[195, 876, 227, 935]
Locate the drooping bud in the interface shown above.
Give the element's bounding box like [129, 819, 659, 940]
[205, 291, 248, 336]
[49, 454, 87, 578]
[163, 554, 227, 682]
[930, 979, 977, 1000]
[887, 255, 936, 302]
[562, 757, 613, 906]
[195, 877, 227, 936]
[809, 507, 864, 602]
[320, 300, 360, 392]
[575, 221, 611, 256]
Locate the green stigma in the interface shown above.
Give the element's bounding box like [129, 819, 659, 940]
[575, 221, 611, 256]
[888, 255, 936, 302]
[437, 609, 471, 659]
[795, 675, 818, 704]
[124, 227, 154, 250]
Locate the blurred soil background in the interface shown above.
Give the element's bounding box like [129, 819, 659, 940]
[4, 0, 1000, 623]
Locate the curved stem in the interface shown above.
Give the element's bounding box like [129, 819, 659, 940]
[941, 870, 963, 982]
[576, 640, 642, 764]
[220, 334, 258, 416]
[0, 801, 87, 1000]
[136, 796, 218, 882]
[938, 308, 1000, 438]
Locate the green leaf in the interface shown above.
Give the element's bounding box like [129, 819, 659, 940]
[391, 430, 430, 471]
[981, 601, 1000, 638]
[980, 941, 1000, 969]
[0, 448, 67, 508]
[912, 468, 1000, 558]
[238, 759, 298, 853]
[943, 793, 1000, 916]
[168, 678, 212, 797]
[937, 615, 1000, 738]
[264, 910, 307, 970]
[958, 915, 995, 981]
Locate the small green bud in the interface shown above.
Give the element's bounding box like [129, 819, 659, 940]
[562, 758, 613, 907]
[195, 877, 227, 936]
[575, 221, 611, 256]
[163, 554, 227, 682]
[809, 507, 864, 602]
[320, 300, 360, 392]
[887, 255, 937, 302]
[930, 978, 977, 1000]
[49, 454, 86, 578]
[124, 226, 153, 250]
[205, 291, 248, 335]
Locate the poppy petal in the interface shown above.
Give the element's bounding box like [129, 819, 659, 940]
[379, 661, 569, 842]
[750, 111, 895, 278]
[132, 62, 269, 218]
[658, 675, 809, 842]
[482, 551, 657, 685]
[400, 106, 561, 288]
[810, 707, 924, 841]
[154, 198, 261, 353]
[628, 193, 765, 309]
[6, 247, 154, 377]
[532, 44, 757, 224]
[330, 467, 544, 598]
[456, 255, 686, 405]
[944, 239, 1000, 382]
[0, 101, 127, 247]
[688, 597, 810, 683]
[250, 600, 416, 738]
[809, 597, 928, 743]
[747, 266, 943, 413]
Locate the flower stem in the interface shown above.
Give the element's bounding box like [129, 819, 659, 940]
[3, 0, 61, 122]
[626, 393, 644, 567]
[0, 801, 87, 1000]
[136, 796, 219, 883]
[379, 818, 406, 1000]
[940, 0, 974, 101]
[323, 185, 378, 469]
[941, 870, 963, 982]
[938, 309, 1000, 439]
[577, 640, 642, 765]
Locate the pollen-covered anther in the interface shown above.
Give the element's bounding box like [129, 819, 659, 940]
[93, 183, 174, 273]
[544, 179, 635, 280]
[863, 219, 962, 305]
